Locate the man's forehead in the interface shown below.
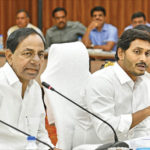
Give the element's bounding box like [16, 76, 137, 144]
[17, 12, 27, 18]
[129, 39, 150, 48]
[132, 17, 145, 21]
[16, 34, 44, 48]
[93, 11, 104, 14]
[55, 11, 65, 17]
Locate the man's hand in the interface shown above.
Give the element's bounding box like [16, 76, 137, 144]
[131, 106, 150, 129]
[87, 20, 101, 31]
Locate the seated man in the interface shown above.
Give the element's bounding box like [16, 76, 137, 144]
[45, 7, 86, 48]
[124, 12, 150, 30]
[7, 9, 44, 38]
[0, 28, 58, 150]
[73, 29, 150, 147]
[82, 6, 118, 51]
[134, 24, 150, 76]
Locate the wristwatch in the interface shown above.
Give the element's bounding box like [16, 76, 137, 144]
[91, 44, 94, 48]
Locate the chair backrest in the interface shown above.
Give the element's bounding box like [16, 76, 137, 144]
[41, 41, 90, 150]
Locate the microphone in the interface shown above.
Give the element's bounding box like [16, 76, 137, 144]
[0, 120, 53, 150]
[42, 81, 129, 150]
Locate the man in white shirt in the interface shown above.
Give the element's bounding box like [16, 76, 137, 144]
[0, 28, 59, 149]
[7, 9, 44, 39]
[73, 29, 150, 147]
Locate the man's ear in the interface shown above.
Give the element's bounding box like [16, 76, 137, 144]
[5, 49, 13, 65]
[118, 48, 125, 61]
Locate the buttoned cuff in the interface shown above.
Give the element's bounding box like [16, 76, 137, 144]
[118, 114, 132, 133]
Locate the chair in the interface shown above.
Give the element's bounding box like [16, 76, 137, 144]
[41, 41, 90, 150]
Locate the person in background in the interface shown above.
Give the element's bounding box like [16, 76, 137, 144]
[0, 28, 59, 150]
[73, 29, 150, 147]
[7, 9, 44, 38]
[82, 6, 118, 51]
[45, 7, 86, 48]
[124, 12, 150, 31]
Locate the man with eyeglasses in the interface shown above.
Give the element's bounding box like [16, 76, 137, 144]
[45, 7, 86, 48]
[0, 28, 59, 150]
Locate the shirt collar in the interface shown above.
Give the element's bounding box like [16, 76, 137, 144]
[113, 62, 143, 86]
[3, 63, 34, 87]
[144, 71, 150, 78]
[3, 62, 20, 86]
[102, 23, 107, 31]
[26, 23, 30, 28]
[93, 23, 106, 32]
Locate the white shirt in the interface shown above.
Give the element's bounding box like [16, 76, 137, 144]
[74, 62, 150, 146]
[0, 63, 53, 150]
[145, 71, 150, 79]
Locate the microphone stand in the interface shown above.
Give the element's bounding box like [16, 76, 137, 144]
[0, 120, 53, 150]
[42, 82, 129, 150]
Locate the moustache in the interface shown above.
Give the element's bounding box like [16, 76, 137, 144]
[136, 62, 148, 68]
[59, 21, 65, 25]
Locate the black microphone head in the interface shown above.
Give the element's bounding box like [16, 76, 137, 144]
[42, 82, 50, 88]
[95, 141, 129, 150]
[113, 141, 129, 147]
[42, 82, 55, 91]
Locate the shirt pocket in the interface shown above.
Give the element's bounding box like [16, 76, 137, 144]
[26, 116, 41, 137]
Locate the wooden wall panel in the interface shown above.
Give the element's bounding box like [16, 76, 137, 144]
[42, 0, 150, 37]
[1, 0, 150, 48]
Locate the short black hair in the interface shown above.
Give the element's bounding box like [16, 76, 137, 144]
[134, 24, 150, 33]
[16, 9, 30, 18]
[7, 28, 46, 53]
[52, 7, 67, 17]
[131, 12, 146, 21]
[91, 6, 106, 17]
[115, 29, 150, 61]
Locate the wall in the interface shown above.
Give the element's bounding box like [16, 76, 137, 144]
[0, 0, 150, 46]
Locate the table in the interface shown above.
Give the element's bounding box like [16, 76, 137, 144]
[0, 49, 116, 60]
[88, 49, 115, 60]
[87, 49, 115, 72]
[0, 49, 116, 73]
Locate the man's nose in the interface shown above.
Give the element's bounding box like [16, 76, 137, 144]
[95, 16, 99, 19]
[140, 54, 147, 61]
[31, 55, 40, 63]
[59, 17, 64, 22]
